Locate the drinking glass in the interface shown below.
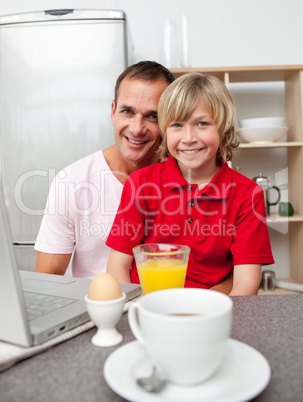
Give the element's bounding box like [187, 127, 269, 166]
[159, 20, 178, 68]
[133, 243, 190, 295]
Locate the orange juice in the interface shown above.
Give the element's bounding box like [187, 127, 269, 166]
[137, 258, 187, 295]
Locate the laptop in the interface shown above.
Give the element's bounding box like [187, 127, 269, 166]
[0, 168, 141, 347]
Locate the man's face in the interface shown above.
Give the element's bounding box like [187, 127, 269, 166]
[111, 77, 169, 167]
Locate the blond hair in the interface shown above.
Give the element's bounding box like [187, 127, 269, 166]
[158, 73, 239, 165]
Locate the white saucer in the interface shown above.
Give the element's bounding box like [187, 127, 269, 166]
[104, 339, 271, 402]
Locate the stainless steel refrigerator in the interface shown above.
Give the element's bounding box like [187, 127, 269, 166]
[0, 9, 131, 269]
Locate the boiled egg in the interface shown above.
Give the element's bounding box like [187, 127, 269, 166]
[88, 272, 122, 301]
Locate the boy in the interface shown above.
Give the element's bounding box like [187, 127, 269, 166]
[106, 73, 274, 296]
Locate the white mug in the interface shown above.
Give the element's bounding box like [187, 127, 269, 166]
[128, 288, 233, 385]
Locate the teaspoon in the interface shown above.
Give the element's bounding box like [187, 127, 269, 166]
[137, 367, 166, 393]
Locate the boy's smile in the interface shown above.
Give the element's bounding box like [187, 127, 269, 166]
[166, 102, 220, 185]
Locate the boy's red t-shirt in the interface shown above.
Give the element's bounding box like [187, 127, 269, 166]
[106, 157, 274, 288]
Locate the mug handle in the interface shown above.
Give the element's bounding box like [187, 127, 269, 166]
[128, 303, 146, 345]
[268, 186, 281, 207]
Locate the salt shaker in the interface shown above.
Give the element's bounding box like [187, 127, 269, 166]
[262, 270, 276, 291]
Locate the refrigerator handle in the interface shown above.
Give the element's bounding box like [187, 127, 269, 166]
[44, 9, 74, 16]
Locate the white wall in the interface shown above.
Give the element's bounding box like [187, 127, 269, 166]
[1, 0, 303, 67]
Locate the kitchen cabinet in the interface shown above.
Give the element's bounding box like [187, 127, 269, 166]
[170, 65, 303, 284]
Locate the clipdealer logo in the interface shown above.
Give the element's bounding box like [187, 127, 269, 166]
[79, 218, 236, 240]
[12, 167, 290, 236]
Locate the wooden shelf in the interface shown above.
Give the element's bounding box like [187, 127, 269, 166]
[258, 287, 301, 295]
[170, 65, 303, 82]
[170, 65, 303, 283]
[258, 277, 303, 294]
[267, 214, 303, 223]
[238, 141, 303, 149]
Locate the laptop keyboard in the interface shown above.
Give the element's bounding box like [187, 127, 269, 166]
[23, 291, 77, 321]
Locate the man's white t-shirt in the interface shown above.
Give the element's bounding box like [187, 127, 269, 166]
[35, 150, 123, 278]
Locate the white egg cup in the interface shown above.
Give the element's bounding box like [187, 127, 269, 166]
[84, 293, 126, 347]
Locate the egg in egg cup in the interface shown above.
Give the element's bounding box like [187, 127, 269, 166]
[85, 292, 126, 347]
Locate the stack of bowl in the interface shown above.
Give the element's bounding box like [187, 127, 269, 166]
[237, 117, 288, 144]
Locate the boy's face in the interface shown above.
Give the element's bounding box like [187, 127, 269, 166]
[166, 101, 220, 183]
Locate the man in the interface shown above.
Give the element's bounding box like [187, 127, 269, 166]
[35, 61, 175, 278]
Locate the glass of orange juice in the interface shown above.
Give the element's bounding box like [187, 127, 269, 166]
[133, 244, 191, 295]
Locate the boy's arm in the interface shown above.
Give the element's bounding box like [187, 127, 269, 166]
[228, 264, 261, 296]
[210, 270, 233, 295]
[107, 249, 134, 283]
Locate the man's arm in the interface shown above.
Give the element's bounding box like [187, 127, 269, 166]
[35, 251, 72, 276]
[107, 249, 133, 283]
[228, 264, 261, 296]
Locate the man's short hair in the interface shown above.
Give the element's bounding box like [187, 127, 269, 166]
[115, 61, 175, 102]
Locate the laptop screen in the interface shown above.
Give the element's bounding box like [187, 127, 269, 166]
[0, 162, 33, 345]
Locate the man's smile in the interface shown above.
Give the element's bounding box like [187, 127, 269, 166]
[125, 136, 148, 145]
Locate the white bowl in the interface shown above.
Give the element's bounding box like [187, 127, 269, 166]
[237, 126, 289, 144]
[239, 117, 285, 129]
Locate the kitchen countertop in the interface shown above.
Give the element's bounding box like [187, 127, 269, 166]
[0, 294, 302, 402]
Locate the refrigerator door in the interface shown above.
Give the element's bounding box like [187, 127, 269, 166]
[0, 10, 128, 250]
